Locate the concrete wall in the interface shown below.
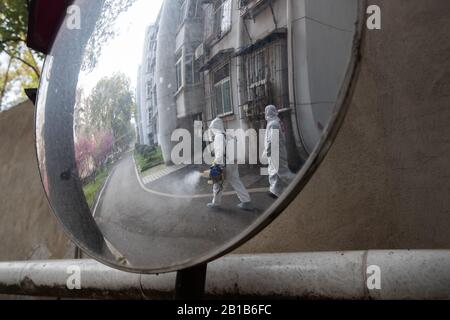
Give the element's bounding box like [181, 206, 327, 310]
[0, 101, 74, 261]
[238, 0, 450, 253]
[0, 0, 449, 262]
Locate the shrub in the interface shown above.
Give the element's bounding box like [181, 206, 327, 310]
[134, 144, 163, 172]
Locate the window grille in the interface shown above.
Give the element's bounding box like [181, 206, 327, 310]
[240, 39, 289, 120]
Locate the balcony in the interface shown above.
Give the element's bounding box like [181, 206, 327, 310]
[239, 0, 272, 19]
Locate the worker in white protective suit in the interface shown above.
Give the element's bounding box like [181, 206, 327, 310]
[263, 105, 296, 198]
[207, 118, 253, 211]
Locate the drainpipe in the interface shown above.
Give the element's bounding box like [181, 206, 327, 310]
[0, 251, 449, 299]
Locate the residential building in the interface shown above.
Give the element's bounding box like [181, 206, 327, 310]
[174, 0, 205, 136]
[153, 0, 358, 166]
[136, 22, 160, 147]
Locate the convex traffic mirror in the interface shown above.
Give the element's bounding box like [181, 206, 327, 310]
[36, 0, 364, 273]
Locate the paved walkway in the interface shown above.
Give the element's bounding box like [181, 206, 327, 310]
[141, 164, 186, 184]
[93, 153, 275, 269]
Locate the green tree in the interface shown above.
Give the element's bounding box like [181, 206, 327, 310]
[87, 73, 136, 152]
[0, 0, 137, 109]
[0, 0, 41, 109]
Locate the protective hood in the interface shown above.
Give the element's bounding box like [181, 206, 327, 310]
[209, 117, 225, 135]
[265, 105, 279, 121]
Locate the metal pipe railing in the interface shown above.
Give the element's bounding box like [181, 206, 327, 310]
[0, 250, 449, 299]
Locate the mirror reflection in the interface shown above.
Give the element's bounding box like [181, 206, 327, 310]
[36, 0, 359, 270]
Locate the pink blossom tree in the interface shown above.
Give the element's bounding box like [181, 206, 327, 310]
[75, 137, 94, 178]
[92, 131, 115, 169]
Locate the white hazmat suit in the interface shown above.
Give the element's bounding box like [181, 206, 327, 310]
[207, 118, 252, 210]
[264, 105, 295, 198]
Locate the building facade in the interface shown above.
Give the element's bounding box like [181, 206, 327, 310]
[136, 22, 159, 147]
[147, 0, 358, 166]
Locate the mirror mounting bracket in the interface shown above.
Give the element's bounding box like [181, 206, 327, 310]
[27, 0, 74, 54]
[25, 88, 38, 105]
[174, 263, 208, 300]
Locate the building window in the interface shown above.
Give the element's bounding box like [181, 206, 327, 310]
[247, 48, 267, 89]
[147, 57, 152, 73]
[148, 38, 156, 53]
[243, 38, 289, 119]
[175, 51, 183, 91]
[214, 0, 232, 38]
[212, 63, 232, 116]
[204, 4, 214, 41]
[152, 85, 157, 109]
[177, 0, 202, 29]
[185, 55, 201, 85]
[146, 81, 152, 99]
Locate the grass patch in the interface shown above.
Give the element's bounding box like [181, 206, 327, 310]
[134, 145, 164, 173]
[82, 168, 109, 209]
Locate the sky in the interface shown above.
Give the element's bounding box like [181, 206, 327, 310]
[0, 51, 42, 110]
[0, 52, 18, 109]
[78, 0, 163, 94]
